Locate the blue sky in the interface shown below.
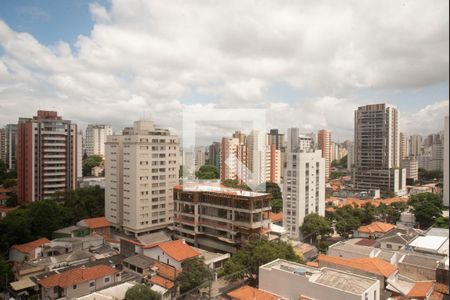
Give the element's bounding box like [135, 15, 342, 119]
[0, 1, 448, 140]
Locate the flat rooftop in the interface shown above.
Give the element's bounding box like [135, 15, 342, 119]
[408, 236, 448, 254]
[261, 259, 377, 295]
[175, 182, 270, 198]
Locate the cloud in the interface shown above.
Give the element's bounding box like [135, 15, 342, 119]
[401, 100, 449, 135]
[0, 0, 448, 142]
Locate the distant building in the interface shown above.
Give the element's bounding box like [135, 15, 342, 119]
[220, 137, 247, 182]
[84, 124, 113, 157]
[353, 104, 406, 196]
[16, 111, 78, 203]
[400, 156, 418, 182]
[105, 120, 179, 236]
[444, 116, 449, 206]
[194, 146, 206, 172]
[318, 129, 331, 179]
[173, 183, 272, 253]
[409, 134, 423, 157]
[0, 128, 5, 164]
[399, 132, 409, 159]
[267, 129, 284, 150]
[4, 124, 17, 170]
[207, 141, 221, 172]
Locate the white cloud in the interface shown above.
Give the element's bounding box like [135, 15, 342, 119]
[0, 0, 448, 141]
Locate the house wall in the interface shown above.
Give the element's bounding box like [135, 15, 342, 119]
[397, 263, 436, 281]
[143, 247, 182, 270]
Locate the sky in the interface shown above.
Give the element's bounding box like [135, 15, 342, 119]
[0, 0, 448, 145]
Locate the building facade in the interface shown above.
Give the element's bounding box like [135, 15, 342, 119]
[105, 120, 179, 236]
[267, 129, 284, 150]
[400, 157, 418, 182]
[173, 183, 272, 253]
[444, 116, 449, 207]
[84, 124, 113, 157]
[207, 142, 221, 172]
[220, 137, 247, 182]
[0, 128, 5, 164]
[409, 134, 423, 157]
[16, 111, 78, 203]
[4, 124, 17, 170]
[353, 104, 406, 196]
[318, 129, 331, 179]
[399, 132, 409, 159]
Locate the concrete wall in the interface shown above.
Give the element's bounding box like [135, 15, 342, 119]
[143, 247, 182, 270]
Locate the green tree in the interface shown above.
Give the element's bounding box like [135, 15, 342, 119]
[408, 193, 443, 229]
[433, 216, 449, 229]
[335, 217, 361, 238]
[223, 239, 302, 280]
[0, 254, 12, 291]
[195, 165, 219, 179]
[82, 155, 103, 176]
[300, 213, 333, 242]
[262, 182, 282, 199]
[176, 257, 213, 294]
[125, 284, 161, 300]
[52, 186, 105, 221]
[360, 203, 376, 224]
[222, 179, 251, 191]
[271, 199, 282, 213]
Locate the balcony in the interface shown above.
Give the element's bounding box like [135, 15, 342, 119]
[44, 178, 66, 183]
[44, 183, 66, 188]
[44, 136, 66, 141]
[43, 166, 66, 170]
[44, 142, 66, 147]
[44, 154, 66, 159]
[44, 172, 66, 176]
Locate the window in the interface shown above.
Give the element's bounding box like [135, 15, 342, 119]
[73, 285, 77, 290]
[386, 244, 392, 249]
[89, 281, 95, 288]
[104, 276, 111, 284]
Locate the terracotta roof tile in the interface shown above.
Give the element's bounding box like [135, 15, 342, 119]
[11, 238, 50, 254]
[38, 265, 117, 288]
[318, 255, 397, 277]
[434, 283, 449, 295]
[407, 281, 434, 298]
[358, 222, 395, 234]
[306, 262, 319, 268]
[269, 212, 282, 223]
[149, 275, 175, 289]
[82, 217, 111, 229]
[158, 240, 199, 262]
[227, 285, 280, 300]
[431, 291, 444, 300]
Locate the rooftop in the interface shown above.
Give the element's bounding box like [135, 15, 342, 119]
[38, 264, 117, 288]
[79, 217, 111, 229]
[157, 239, 200, 262]
[269, 212, 283, 223]
[175, 182, 270, 198]
[408, 236, 448, 254]
[318, 255, 397, 277]
[358, 221, 395, 234]
[11, 238, 50, 254]
[76, 282, 136, 300]
[407, 281, 434, 298]
[149, 275, 175, 289]
[123, 254, 155, 268]
[328, 240, 375, 256]
[227, 285, 280, 300]
[261, 259, 378, 295]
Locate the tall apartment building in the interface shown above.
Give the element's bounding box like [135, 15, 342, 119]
[444, 116, 449, 207]
[347, 141, 354, 172]
[194, 146, 206, 172]
[220, 137, 247, 183]
[353, 104, 406, 196]
[173, 183, 272, 253]
[105, 120, 179, 236]
[207, 142, 221, 172]
[4, 124, 17, 170]
[232, 131, 246, 144]
[16, 111, 78, 203]
[246, 130, 267, 186]
[77, 131, 83, 178]
[267, 129, 284, 150]
[409, 134, 423, 157]
[0, 128, 5, 163]
[85, 124, 113, 157]
[400, 157, 418, 182]
[265, 144, 281, 184]
[399, 132, 409, 159]
[318, 130, 331, 178]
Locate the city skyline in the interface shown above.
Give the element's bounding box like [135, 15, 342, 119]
[0, 1, 448, 142]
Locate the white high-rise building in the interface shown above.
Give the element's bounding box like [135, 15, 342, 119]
[246, 130, 267, 186]
[77, 130, 83, 179]
[105, 120, 179, 236]
[444, 116, 449, 207]
[85, 124, 113, 157]
[353, 104, 406, 196]
[220, 137, 247, 182]
[194, 146, 206, 172]
[400, 132, 409, 159]
[283, 128, 325, 240]
[409, 134, 423, 157]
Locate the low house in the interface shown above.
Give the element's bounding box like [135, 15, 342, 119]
[75, 282, 136, 300]
[293, 242, 319, 262]
[142, 239, 200, 270]
[377, 228, 420, 251]
[122, 254, 156, 276]
[386, 277, 435, 300]
[10, 238, 51, 262]
[397, 253, 441, 281]
[355, 221, 396, 239]
[227, 285, 280, 300]
[193, 247, 230, 270]
[327, 239, 380, 259]
[37, 264, 120, 300]
[77, 217, 111, 237]
[52, 225, 90, 239]
[270, 212, 283, 226]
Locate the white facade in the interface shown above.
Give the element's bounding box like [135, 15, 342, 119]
[85, 124, 113, 157]
[399, 132, 409, 159]
[401, 157, 418, 181]
[409, 134, 423, 157]
[77, 130, 83, 178]
[444, 116, 449, 207]
[194, 146, 206, 172]
[105, 121, 179, 236]
[246, 130, 267, 185]
[283, 150, 325, 239]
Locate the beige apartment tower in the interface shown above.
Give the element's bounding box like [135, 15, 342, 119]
[318, 129, 331, 179]
[105, 120, 179, 236]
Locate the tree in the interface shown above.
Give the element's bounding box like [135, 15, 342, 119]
[82, 155, 103, 176]
[223, 239, 302, 280]
[222, 179, 251, 191]
[433, 216, 449, 229]
[408, 193, 443, 229]
[335, 217, 361, 238]
[195, 165, 219, 179]
[176, 257, 213, 294]
[263, 182, 282, 199]
[125, 284, 161, 300]
[300, 213, 332, 242]
[52, 186, 105, 221]
[0, 254, 12, 292]
[271, 199, 282, 213]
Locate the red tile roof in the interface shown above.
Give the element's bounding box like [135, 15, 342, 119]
[158, 240, 199, 262]
[227, 285, 280, 300]
[434, 283, 449, 295]
[407, 281, 434, 298]
[358, 222, 395, 234]
[318, 255, 397, 277]
[38, 265, 117, 288]
[269, 212, 282, 223]
[0, 206, 18, 213]
[82, 217, 111, 229]
[0, 194, 10, 201]
[149, 275, 175, 289]
[11, 238, 50, 254]
[306, 261, 319, 268]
